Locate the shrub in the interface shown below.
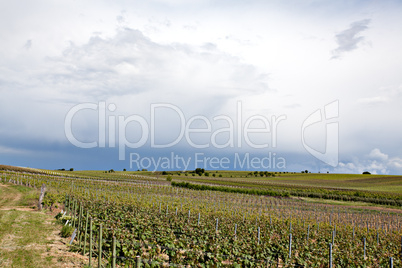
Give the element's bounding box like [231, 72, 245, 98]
[166, 176, 172, 182]
[61, 225, 74, 238]
[55, 212, 63, 220]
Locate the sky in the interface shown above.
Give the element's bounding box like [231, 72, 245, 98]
[1, 0, 402, 174]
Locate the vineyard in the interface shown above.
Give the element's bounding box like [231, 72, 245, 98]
[1, 169, 401, 267]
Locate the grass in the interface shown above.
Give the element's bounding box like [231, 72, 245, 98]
[0, 210, 53, 267]
[0, 184, 55, 267]
[0, 183, 84, 267]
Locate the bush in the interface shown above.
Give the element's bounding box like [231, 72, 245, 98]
[166, 176, 172, 182]
[194, 168, 205, 175]
[61, 225, 74, 238]
[55, 212, 63, 220]
[362, 171, 371, 175]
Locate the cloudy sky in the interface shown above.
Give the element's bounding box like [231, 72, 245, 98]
[1, 0, 402, 174]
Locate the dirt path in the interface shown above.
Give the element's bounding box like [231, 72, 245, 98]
[0, 183, 88, 267]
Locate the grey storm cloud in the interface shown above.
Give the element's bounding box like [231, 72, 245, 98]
[24, 39, 32, 50]
[42, 27, 270, 100]
[332, 19, 371, 59]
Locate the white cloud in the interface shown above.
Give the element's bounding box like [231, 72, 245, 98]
[357, 96, 389, 105]
[368, 148, 389, 161]
[388, 157, 402, 169]
[334, 148, 402, 174]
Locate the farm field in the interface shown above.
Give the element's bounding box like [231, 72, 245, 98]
[1, 166, 402, 267]
[166, 171, 402, 193]
[56, 169, 402, 193]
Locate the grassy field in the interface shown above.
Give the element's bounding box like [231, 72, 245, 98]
[0, 183, 86, 267]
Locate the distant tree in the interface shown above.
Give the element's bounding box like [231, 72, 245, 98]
[219, 174, 222, 177]
[327, 171, 329, 173]
[305, 170, 308, 174]
[123, 168, 126, 171]
[212, 173, 216, 177]
[162, 171, 168, 175]
[301, 171, 304, 173]
[194, 168, 205, 175]
[69, 168, 74, 171]
[205, 172, 209, 176]
[362, 171, 371, 175]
